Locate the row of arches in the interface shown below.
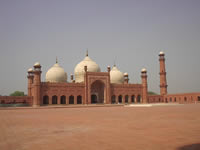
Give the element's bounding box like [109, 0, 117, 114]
[148, 97, 164, 103]
[111, 95, 141, 104]
[148, 96, 200, 103]
[42, 94, 141, 105]
[43, 95, 82, 105]
[165, 96, 200, 103]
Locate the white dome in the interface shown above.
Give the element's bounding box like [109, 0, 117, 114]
[46, 63, 67, 83]
[110, 66, 124, 84]
[74, 55, 101, 83]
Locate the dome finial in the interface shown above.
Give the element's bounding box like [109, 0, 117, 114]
[86, 49, 88, 56]
[56, 56, 58, 63]
[114, 59, 116, 67]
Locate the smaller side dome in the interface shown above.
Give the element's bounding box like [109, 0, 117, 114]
[46, 63, 67, 83]
[110, 65, 124, 84]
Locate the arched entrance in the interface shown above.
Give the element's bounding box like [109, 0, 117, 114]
[91, 80, 105, 104]
[61, 95, 66, 104]
[111, 95, 116, 104]
[77, 95, 82, 104]
[137, 95, 141, 103]
[52, 95, 57, 104]
[131, 95, 135, 103]
[43, 95, 49, 104]
[91, 94, 97, 104]
[118, 95, 122, 103]
[69, 95, 74, 104]
[125, 95, 129, 103]
[198, 96, 200, 102]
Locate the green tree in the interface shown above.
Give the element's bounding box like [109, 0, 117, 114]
[10, 91, 25, 96]
[148, 91, 158, 95]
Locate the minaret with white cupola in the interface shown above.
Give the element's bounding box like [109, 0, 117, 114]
[159, 51, 168, 95]
[33, 62, 42, 107]
[141, 68, 148, 103]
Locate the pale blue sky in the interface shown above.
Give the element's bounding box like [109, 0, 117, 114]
[0, 0, 200, 95]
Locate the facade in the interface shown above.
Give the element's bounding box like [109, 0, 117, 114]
[0, 52, 200, 106]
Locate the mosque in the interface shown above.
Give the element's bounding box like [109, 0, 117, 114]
[0, 51, 200, 106]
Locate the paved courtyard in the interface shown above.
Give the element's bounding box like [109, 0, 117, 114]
[0, 104, 200, 150]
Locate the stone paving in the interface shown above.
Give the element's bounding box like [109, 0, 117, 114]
[0, 104, 200, 150]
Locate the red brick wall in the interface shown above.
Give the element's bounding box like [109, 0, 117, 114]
[110, 84, 143, 103]
[0, 96, 33, 105]
[148, 93, 200, 103]
[40, 82, 85, 105]
[164, 93, 200, 103]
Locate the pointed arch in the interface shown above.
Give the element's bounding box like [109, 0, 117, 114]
[69, 95, 74, 104]
[111, 95, 116, 104]
[118, 95, 122, 103]
[77, 95, 82, 104]
[131, 95, 135, 103]
[61, 95, 66, 104]
[125, 95, 129, 103]
[137, 95, 141, 103]
[52, 95, 57, 104]
[43, 95, 49, 104]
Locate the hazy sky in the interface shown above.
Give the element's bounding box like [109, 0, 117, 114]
[0, 0, 200, 95]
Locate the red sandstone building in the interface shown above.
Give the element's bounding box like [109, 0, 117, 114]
[0, 51, 200, 106]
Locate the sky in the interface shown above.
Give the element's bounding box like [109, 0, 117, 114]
[0, 0, 200, 95]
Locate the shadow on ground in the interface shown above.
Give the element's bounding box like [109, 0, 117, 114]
[177, 143, 200, 150]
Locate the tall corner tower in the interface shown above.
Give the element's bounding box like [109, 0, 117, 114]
[27, 68, 34, 96]
[141, 68, 148, 103]
[33, 62, 42, 107]
[159, 51, 168, 95]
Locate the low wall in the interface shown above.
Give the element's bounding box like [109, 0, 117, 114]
[148, 95, 164, 103]
[148, 93, 200, 103]
[0, 96, 33, 106]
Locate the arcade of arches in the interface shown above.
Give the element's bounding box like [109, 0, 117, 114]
[111, 95, 141, 104]
[42, 94, 142, 105]
[42, 95, 82, 105]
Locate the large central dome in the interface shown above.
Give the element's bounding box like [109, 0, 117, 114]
[74, 53, 101, 83]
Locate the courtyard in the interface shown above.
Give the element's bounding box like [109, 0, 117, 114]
[0, 104, 200, 150]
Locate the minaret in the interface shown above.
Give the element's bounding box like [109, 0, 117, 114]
[124, 72, 129, 84]
[141, 68, 148, 103]
[27, 68, 34, 96]
[159, 51, 168, 95]
[33, 62, 42, 107]
[71, 74, 75, 83]
[84, 65, 88, 104]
